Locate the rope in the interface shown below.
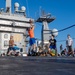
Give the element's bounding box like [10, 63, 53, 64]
[43, 24, 75, 33]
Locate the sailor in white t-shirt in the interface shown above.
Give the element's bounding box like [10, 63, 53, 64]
[66, 34, 74, 56]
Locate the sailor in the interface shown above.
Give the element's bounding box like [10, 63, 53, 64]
[27, 20, 36, 55]
[7, 36, 15, 55]
[66, 34, 74, 56]
[48, 35, 57, 56]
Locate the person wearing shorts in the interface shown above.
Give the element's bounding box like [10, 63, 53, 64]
[7, 36, 14, 55]
[48, 35, 57, 55]
[27, 20, 36, 54]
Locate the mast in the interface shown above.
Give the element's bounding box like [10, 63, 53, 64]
[36, 11, 55, 49]
[6, 0, 11, 14]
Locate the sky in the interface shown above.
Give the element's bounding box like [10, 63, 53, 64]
[0, 0, 75, 53]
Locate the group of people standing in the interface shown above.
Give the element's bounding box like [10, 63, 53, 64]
[4, 19, 74, 57]
[27, 20, 57, 56]
[27, 20, 74, 57]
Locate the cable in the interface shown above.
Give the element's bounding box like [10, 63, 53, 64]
[57, 38, 75, 42]
[57, 40, 66, 42]
[43, 24, 75, 34]
[58, 24, 75, 32]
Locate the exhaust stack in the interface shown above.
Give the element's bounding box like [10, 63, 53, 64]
[6, 0, 11, 14]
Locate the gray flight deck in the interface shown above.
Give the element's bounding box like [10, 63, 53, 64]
[0, 56, 75, 75]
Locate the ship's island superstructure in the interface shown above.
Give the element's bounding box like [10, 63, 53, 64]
[0, 0, 32, 54]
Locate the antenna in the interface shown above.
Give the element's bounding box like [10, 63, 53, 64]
[14, 3, 26, 16]
[14, 2, 19, 12]
[26, 0, 30, 17]
[41, 10, 46, 17]
[41, 10, 51, 18]
[38, 6, 42, 17]
[21, 6, 26, 12]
